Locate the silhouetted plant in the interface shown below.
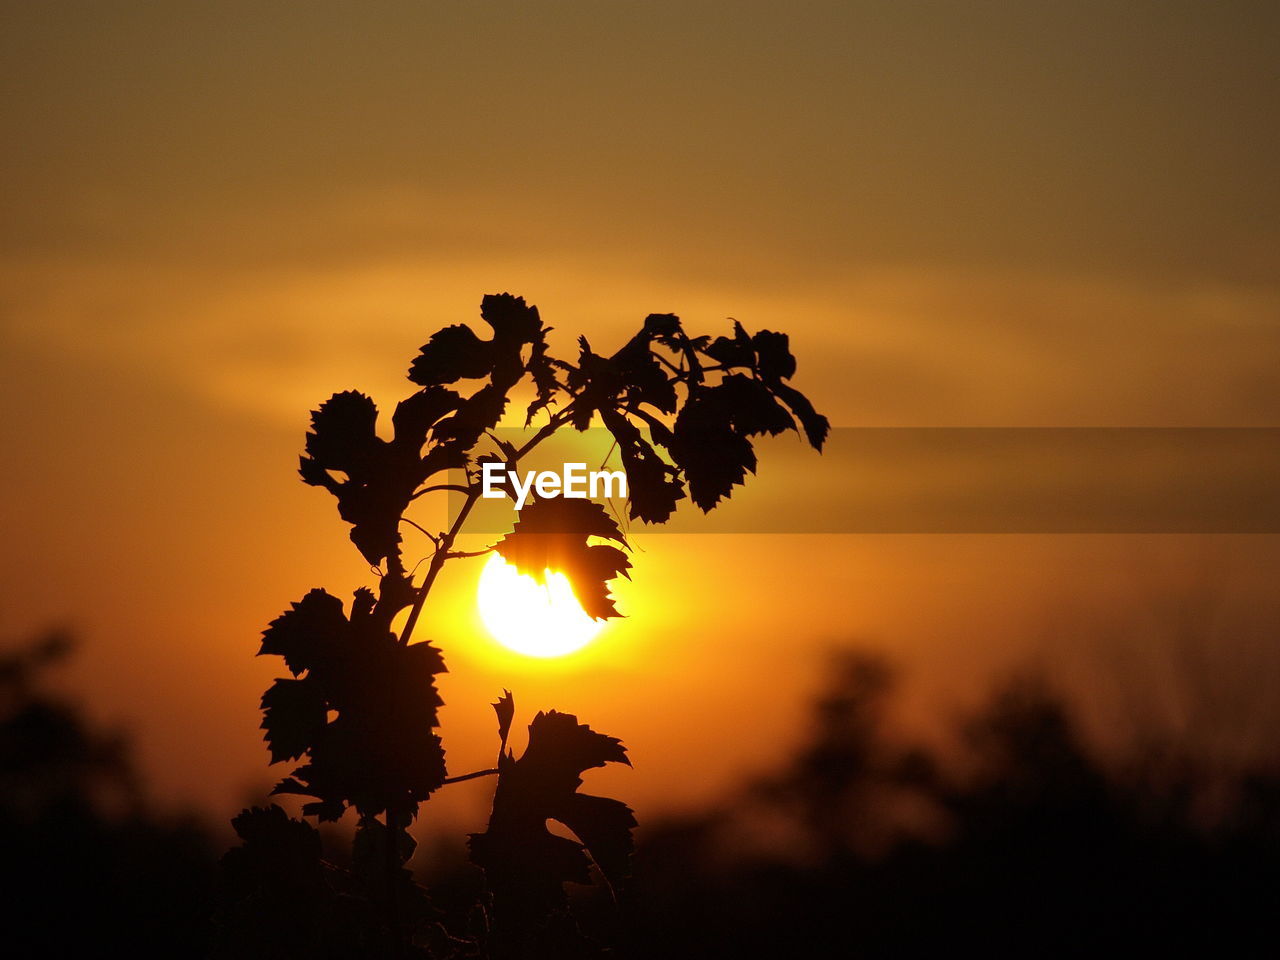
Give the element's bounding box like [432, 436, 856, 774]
[218, 294, 827, 957]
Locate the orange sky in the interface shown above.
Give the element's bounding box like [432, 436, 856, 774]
[2, 2, 1279, 830]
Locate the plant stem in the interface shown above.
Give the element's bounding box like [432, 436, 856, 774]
[397, 408, 575, 646]
[410, 483, 473, 501]
[397, 487, 482, 644]
[441, 767, 500, 785]
[445, 548, 493, 560]
[385, 808, 404, 956]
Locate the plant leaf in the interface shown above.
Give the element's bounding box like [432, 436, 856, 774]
[299, 390, 449, 565]
[703, 319, 756, 367]
[668, 386, 758, 511]
[751, 328, 797, 380]
[261, 678, 326, 764]
[257, 590, 449, 819]
[258, 589, 348, 678]
[432, 382, 508, 449]
[491, 499, 631, 620]
[771, 381, 830, 450]
[469, 708, 635, 925]
[713, 373, 796, 437]
[524, 323, 561, 425]
[601, 408, 685, 523]
[408, 324, 493, 385]
[392, 386, 462, 449]
[493, 689, 515, 749]
[480, 292, 543, 344]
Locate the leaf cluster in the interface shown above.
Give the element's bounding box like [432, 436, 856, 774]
[216, 805, 451, 959]
[230, 294, 826, 954]
[568, 313, 829, 519]
[259, 588, 447, 820]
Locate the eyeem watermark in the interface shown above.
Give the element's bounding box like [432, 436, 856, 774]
[481, 461, 627, 510]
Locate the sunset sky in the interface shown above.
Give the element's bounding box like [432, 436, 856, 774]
[2, 2, 1278, 828]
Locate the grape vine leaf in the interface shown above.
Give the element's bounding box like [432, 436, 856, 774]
[564, 310, 827, 518]
[298, 388, 464, 565]
[493, 688, 515, 750]
[469, 703, 635, 925]
[407, 324, 494, 385]
[600, 408, 685, 523]
[491, 498, 631, 620]
[258, 589, 447, 819]
[524, 321, 563, 425]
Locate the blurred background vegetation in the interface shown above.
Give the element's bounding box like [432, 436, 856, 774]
[5, 618, 1276, 956]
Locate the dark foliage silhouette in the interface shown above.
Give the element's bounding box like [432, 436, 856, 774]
[219, 294, 827, 957]
[0, 633, 217, 957]
[626, 651, 1280, 957]
[469, 699, 636, 956]
[7, 629, 1280, 955]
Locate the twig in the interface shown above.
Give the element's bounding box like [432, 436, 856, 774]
[410, 483, 473, 501]
[398, 405, 578, 645]
[399, 517, 439, 544]
[445, 548, 493, 560]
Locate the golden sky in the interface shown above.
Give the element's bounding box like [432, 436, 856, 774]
[2, 1, 1278, 825]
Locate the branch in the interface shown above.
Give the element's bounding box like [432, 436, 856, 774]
[397, 486, 482, 644]
[653, 353, 684, 376]
[397, 402, 580, 645]
[399, 517, 440, 545]
[441, 768, 499, 785]
[410, 483, 473, 501]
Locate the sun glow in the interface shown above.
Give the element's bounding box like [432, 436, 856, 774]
[477, 554, 605, 657]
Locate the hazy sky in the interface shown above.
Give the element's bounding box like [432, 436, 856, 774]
[2, 2, 1278, 822]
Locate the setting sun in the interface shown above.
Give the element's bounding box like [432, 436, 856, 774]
[477, 553, 605, 657]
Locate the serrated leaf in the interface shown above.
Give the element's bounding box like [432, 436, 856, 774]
[261, 678, 326, 764]
[302, 391, 382, 474]
[229, 803, 315, 845]
[669, 387, 758, 511]
[259, 589, 348, 678]
[257, 591, 449, 818]
[751, 328, 796, 380]
[524, 324, 561, 425]
[703, 320, 756, 367]
[615, 331, 677, 414]
[565, 337, 618, 431]
[300, 389, 449, 565]
[601, 408, 685, 524]
[432, 382, 509, 449]
[493, 689, 515, 748]
[392, 386, 462, 448]
[771, 381, 830, 450]
[219, 805, 331, 920]
[491, 498, 631, 620]
[469, 709, 635, 925]
[715, 373, 796, 437]
[642, 312, 681, 337]
[480, 292, 543, 343]
[408, 324, 493, 385]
